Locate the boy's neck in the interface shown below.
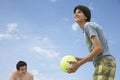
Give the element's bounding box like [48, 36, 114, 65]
[77, 21, 86, 30]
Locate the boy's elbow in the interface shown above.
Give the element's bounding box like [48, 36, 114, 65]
[96, 46, 103, 55]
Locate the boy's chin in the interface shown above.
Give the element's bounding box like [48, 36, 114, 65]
[75, 19, 80, 23]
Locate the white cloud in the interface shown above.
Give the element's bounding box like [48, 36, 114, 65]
[31, 70, 54, 80]
[49, 0, 57, 3]
[30, 70, 42, 80]
[7, 23, 18, 33]
[31, 69, 80, 80]
[31, 70, 39, 76]
[72, 23, 79, 31]
[88, 1, 94, 11]
[0, 23, 24, 40]
[43, 37, 48, 41]
[0, 33, 22, 40]
[63, 18, 69, 22]
[35, 36, 57, 49]
[36, 36, 48, 42]
[0, 34, 12, 39]
[33, 47, 59, 58]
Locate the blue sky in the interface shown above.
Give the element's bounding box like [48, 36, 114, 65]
[0, 0, 120, 80]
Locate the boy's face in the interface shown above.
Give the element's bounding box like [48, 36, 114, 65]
[74, 9, 87, 23]
[18, 66, 27, 75]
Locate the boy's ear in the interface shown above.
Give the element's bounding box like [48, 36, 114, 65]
[85, 16, 87, 19]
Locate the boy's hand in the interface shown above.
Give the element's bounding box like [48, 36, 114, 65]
[67, 61, 79, 73]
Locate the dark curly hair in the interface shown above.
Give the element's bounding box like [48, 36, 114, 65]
[16, 61, 27, 70]
[74, 5, 91, 22]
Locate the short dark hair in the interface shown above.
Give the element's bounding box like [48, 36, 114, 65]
[74, 5, 91, 22]
[16, 61, 27, 70]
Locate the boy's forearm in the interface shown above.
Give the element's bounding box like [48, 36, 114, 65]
[75, 57, 82, 61]
[75, 57, 92, 62]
